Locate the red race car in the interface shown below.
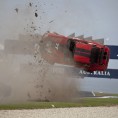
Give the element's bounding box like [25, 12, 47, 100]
[40, 32, 110, 72]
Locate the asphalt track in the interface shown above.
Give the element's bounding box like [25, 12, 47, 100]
[0, 107, 118, 118]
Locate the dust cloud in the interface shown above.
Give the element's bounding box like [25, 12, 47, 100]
[0, 36, 80, 103]
[0, 0, 80, 104]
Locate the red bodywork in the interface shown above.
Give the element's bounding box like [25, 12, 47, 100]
[40, 32, 110, 72]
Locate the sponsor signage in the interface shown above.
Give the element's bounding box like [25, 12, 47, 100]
[73, 68, 118, 79]
[53, 66, 118, 79]
[72, 68, 118, 79]
[107, 45, 118, 59]
[70, 69, 118, 79]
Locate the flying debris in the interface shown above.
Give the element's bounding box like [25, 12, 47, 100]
[29, 3, 32, 7]
[35, 13, 38, 17]
[15, 8, 18, 13]
[49, 20, 54, 23]
[30, 26, 37, 31]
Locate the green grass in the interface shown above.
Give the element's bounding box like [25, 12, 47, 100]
[80, 98, 118, 107]
[0, 98, 118, 110]
[94, 92, 118, 97]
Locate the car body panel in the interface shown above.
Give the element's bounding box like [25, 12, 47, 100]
[40, 32, 110, 72]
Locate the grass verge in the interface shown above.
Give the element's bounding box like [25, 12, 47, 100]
[0, 98, 118, 110]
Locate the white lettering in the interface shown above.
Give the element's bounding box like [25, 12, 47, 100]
[101, 71, 104, 75]
[94, 71, 97, 75]
[55, 43, 59, 50]
[98, 71, 101, 75]
[104, 71, 106, 75]
[83, 71, 87, 74]
[78, 70, 111, 76]
[107, 71, 110, 76]
[79, 70, 83, 74]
